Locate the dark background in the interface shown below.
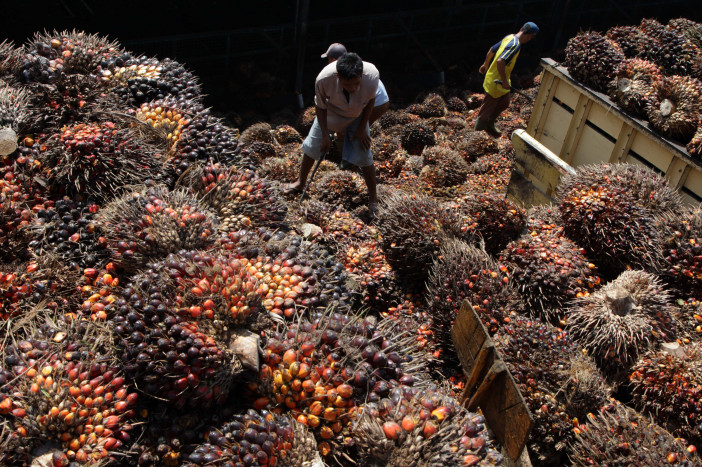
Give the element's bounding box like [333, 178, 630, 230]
[2, 1, 701, 126]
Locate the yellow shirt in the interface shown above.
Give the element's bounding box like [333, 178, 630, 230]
[483, 34, 521, 98]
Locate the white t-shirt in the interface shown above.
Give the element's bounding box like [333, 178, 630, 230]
[314, 61, 379, 132]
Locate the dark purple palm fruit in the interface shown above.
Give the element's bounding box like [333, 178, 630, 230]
[640, 18, 701, 77]
[375, 190, 461, 287]
[629, 344, 702, 447]
[569, 400, 698, 466]
[646, 75, 702, 142]
[98, 185, 218, 272]
[667, 17, 702, 50]
[426, 238, 517, 350]
[446, 192, 527, 255]
[351, 384, 504, 466]
[184, 410, 319, 467]
[609, 59, 662, 117]
[378, 110, 414, 130]
[568, 270, 677, 381]
[500, 216, 601, 326]
[446, 96, 468, 112]
[565, 31, 626, 92]
[400, 121, 436, 155]
[606, 25, 659, 59]
[556, 163, 677, 278]
[28, 198, 112, 271]
[184, 163, 287, 233]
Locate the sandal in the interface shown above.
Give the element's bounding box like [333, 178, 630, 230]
[283, 183, 303, 195]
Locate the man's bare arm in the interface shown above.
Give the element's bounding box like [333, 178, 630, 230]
[354, 98, 375, 150]
[479, 48, 495, 74]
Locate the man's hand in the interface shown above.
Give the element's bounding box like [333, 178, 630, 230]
[320, 132, 331, 154]
[353, 125, 371, 150]
[479, 64, 487, 74]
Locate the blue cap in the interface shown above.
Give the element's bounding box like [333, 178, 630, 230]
[522, 22, 540, 35]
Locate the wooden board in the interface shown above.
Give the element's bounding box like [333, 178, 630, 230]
[452, 300, 533, 462]
[507, 129, 576, 207]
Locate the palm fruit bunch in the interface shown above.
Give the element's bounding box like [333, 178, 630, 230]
[629, 344, 702, 446]
[184, 410, 320, 467]
[186, 163, 287, 233]
[239, 141, 278, 165]
[419, 146, 469, 189]
[273, 124, 303, 144]
[255, 309, 429, 460]
[98, 185, 218, 271]
[657, 204, 702, 298]
[689, 126, 702, 157]
[639, 18, 702, 77]
[134, 97, 196, 155]
[556, 164, 674, 277]
[569, 400, 698, 466]
[110, 251, 262, 409]
[565, 31, 626, 92]
[294, 106, 316, 135]
[448, 192, 527, 255]
[350, 384, 504, 466]
[500, 219, 600, 325]
[419, 93, 447, 118]
[492, 315, 581, 465]
[0, 317, 138, 465]
[18, 30, 121, 84]
[375, 191, 461, 286]
[98, 53, 201, 106]
[257, 154, 301, 184]
[567, 270, 677, 379]
[646, 75, 702, 141]
[609, 58, 662, 116]
[171, 110, 243, 175]
[400, 121, 436, 155]
[426, 238, 515, 353]
[337, 239, 403, 314]
[309, 170, 367, 211]
[28, 197, 112, 270]
[239, 122, 274, 145]
[37, 120, 168, 198]
[606, 25, 659, 59]
[454, 129, 498, 163]
[446, 96, 468, 112]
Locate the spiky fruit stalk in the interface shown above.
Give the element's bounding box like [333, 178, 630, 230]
[568, 270, 677, 379]
[609, 59, 662, 116]
[647, 75, 702, 141]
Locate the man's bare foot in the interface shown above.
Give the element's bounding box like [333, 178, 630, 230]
[284, 181, 303, 195]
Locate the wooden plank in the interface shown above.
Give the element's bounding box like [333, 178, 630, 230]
[629, 131, 673, 173]
[682, 168, 702, 202]
[527, 70, 556, 137]
[666, 157, 690, 189]
[538, 103, 571, 156]
[532, 71, 559, 140]
[571, 125, 616, 166]
[559, 94, 591, 164]
[452, 300, 533, 462]
[609, 122, 635, 163]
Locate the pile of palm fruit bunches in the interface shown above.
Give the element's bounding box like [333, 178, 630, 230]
[1, 17, 702, 467]
[565, 17, 702, 157]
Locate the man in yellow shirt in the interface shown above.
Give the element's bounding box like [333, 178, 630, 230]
[475, 22, 539, 136]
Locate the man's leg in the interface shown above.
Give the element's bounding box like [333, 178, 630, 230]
[360, 164, 378, 206]
[486, 93, 511, 137]
[474, 94, 497, 132]
[286, 117, 324, 193]
[369, 101, 390, 126]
